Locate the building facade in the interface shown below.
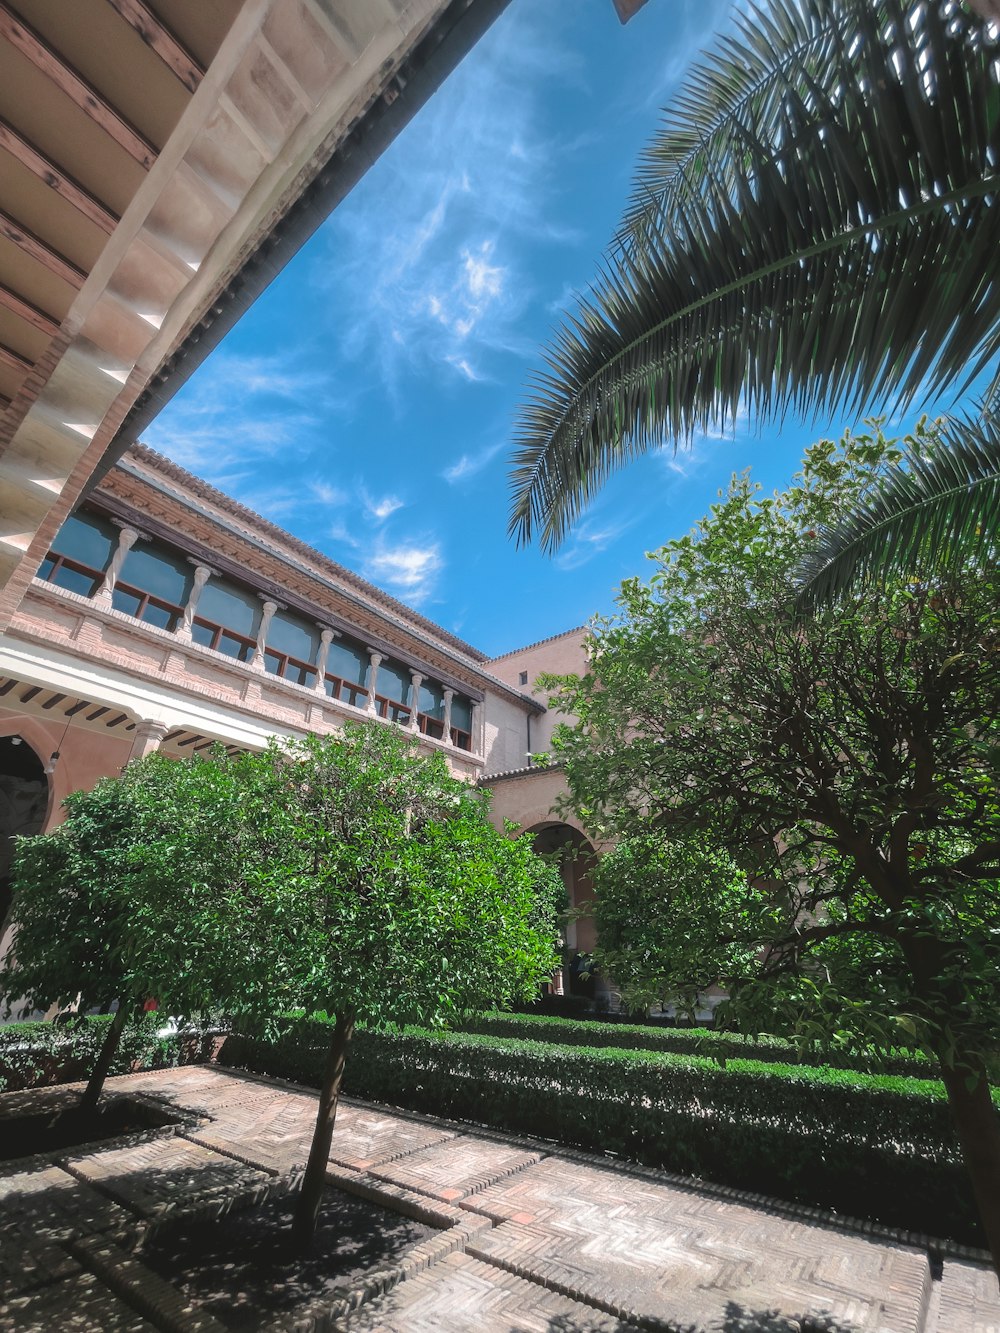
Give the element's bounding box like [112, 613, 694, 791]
[0, 445, 606, 994]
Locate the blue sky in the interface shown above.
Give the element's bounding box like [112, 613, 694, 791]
[144, 0, 962, 658]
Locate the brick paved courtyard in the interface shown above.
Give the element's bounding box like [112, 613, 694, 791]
[1, 1064, 998, 1331]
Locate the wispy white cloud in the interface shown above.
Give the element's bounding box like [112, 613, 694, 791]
[311, 481, 348, 507]
[443, 438, 505, 484]
[143, 353, 333, 487]
[314, 9, 587, 399]
[362, 490, 404, 522]
[363, 540, 444, 607]
[555, 517, 632, 572]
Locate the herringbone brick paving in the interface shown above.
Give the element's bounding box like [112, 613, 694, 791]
[0, 1063, 997, 1332]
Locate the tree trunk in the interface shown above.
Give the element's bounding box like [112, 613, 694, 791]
[292, 1010, 355, 1251]
[938, 1056, 1000, 1283]
[79, 1002, 131, 1116]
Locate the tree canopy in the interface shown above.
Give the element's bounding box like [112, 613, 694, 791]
[541, 426, 1000, 1269]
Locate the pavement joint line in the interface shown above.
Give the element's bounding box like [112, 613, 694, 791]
[180, 1129, 285, 1177]
[364, 1147, 544, 1205]
[463, 1239, 649, 1331]
[68, 1232, 229, 1333]
[321, 1084, 994, 1269]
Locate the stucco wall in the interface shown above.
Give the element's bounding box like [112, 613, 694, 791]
[482, 693, 532, 779]
[487, 628, 588, 757]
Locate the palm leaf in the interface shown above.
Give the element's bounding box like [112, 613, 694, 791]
[795, 403, 1000, 608]
[619, 0, 848, 245]
[509, 0, 1000, 552]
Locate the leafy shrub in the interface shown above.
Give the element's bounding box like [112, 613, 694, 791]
[220, 1016, 987, 1245]
[0, 1015, 219, 1092]
[456, 1010, 933, 1078]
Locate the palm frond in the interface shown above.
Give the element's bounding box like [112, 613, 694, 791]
[619, 0, 846, 245]
[795, 403, 1000, 609]
[509, 0, 1000, 552]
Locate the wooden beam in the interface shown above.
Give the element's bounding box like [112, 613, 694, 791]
[0, 342, 33, 376]
[0, 209, 86, 288]
[103, 0, 204, 94]
[0, 284, 60, 339]
[0, 119, 118, 234]
[0, 3, 158, 169]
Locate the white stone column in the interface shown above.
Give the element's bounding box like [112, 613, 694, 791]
[365, 649, 383, 715]
[176, 562, 216, 641]
[407, 671, 423, 731]
[251, 598, 278, 672]
[471, 699, 483, 756]
[314, 627, 338, 694]
[127, 718, 169, 763]
[442, 687, 454, 744]
[94, 524, 143, 605]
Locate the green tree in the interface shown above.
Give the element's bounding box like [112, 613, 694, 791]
[542, 428, 1000, 1271]
[242, 724, 562, 1249]
[1, 750, 275, 1113]
[592, 836, 766, 1019]
[508, 0, 1000, 555]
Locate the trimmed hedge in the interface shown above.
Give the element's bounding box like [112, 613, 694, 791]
[0, 1015, 219, 1092]
[219, 1017, 989, 1247]
[457, 1010, 934, 1079]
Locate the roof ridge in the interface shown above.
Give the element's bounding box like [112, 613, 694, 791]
[487, 625, 588, 662]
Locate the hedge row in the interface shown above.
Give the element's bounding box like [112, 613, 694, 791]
[219, 1017, 985, 1246]
[459, 1010, 933, 1078]
[0, 1015, 219, 1092]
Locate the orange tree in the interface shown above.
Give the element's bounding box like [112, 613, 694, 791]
[543, 427, 1000, 1273]
[1, 751, 276, 1113]
[239, 724, 562, 1249]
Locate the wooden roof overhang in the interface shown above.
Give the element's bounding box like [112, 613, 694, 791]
[0, 0, 509, 632]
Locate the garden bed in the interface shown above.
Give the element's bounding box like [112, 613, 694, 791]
[0, 1093, 182, 1160]
[141, 1187, 435, 1330]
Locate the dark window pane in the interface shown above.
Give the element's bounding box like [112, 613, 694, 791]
[419, 682, 444, 719]
[197, 580, 260, 639]
[328, 638, 367, 686]
[118, 544, 193, 607]
[218, 632, 254, 662]
[141, 601, 176, 631]
[264, 651, 282, 676]
[290, 663, 315, 687]
[376, 659, 408, 703]
[111, 587, 142, 618]
[191, 622, 215, 649]
[52, 564, 100, 597]
[51, 510, 116, 573]
[266, 611, 318, 663]
[451, 697, 472, 732]
[38, 555, 56, 580]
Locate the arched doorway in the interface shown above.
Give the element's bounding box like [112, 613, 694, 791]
[529, 822, 604, 1004]
[0, 736, 48, 934]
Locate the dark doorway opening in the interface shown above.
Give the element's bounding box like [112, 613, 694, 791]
[0, 735, 49, 932]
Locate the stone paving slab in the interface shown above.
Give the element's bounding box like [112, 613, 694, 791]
[0, 1269, 159, 1332]
[3, 1067, 1000, 1332]
[336, 1250, 639, 1332]
[465, 1156, 933, 1333]
[65, 1135, 271, 1219]
[326, 1101, 457, 1171]
[934, 1260, 1000, 1333]
[368, 1135, 542, 1203]
[0, 1160, 130, 1243]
